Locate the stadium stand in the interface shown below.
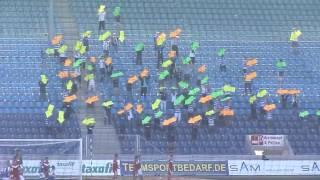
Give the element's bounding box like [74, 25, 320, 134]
[1, 0, 320, 159]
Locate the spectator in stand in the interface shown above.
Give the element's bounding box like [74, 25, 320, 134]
[139, 76, 148, 98]
[127, 109, 134, 133]
[189, 50, 195, 64]
[280, 94, 289, 109]
[119, 113, 126, 134]
[103, 102, 112, 125]
[136, 48, 143, 65]
[98, 10, 106, 34]
[174, 105, 182, 123]
[103, 39, 111, 57]
[170, 90, 177, 109]
[87, 77, 96, 94]
[105, 58, 113, 79]
[111, 33, 119, 52]
[160, 90, 167, 111]
[244, 71, 253, 95]
[39, 74, 48, 101]
[153, 32, 159, 50]
[112, 153, 119, 180]
[82, 36, 89, 53]
[157, 45, 164, 69]
[292, 94, 298, 108]
[171, 36, 179, 57]
[98, 58, 105, 82]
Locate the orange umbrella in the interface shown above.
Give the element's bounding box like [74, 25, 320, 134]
[85, 96, 99, 104]
[220, 108, 234, 116]
[51, 35, 63, 45]
[163, 116, 177, 126]
[64, 59, 72, 67]
[124, 103, 133, 111]
[277, 89, 301, 95]
[263, 104, 276, 112]
[127, 75, 138, 84]
[199, 95, 212, 104]
[57, 71, 69, 79]
[105, 57, 112, 65]
[168, 51, 176, 58]
[63, 95, 77, 103]
[135, 104, 143, 114]
[197, 65, 206, 73]
[117, 109, 125, 115]
[169, 28, 182, 38]
[188, 115, 202, 124]
[140, 68, 149, 78]
[245, 71, 257, 81]
[245, 58, 257, 67]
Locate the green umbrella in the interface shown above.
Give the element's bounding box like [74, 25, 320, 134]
[162, 59, 173, 68]
[217, 48, 225, 57]
[276, 60, 287, 69]
[111, 71, 124, 78]
[159, 70, 170, 80]
[45, 48, 54, 55]
[119, 31, 125, 43]
[79, 45, 86, 54]
[257, 89, 268, 98]
[185, 96, 196, 105]
[73, 59, 83, 68]
[82, 117, 96, 126]
[142, 116, 152, 125]
[74, 41, 83, 51]
[135, 43, 144, 52]
[188, 88, 200, 96]
[211, 89, 224, 98]
[82, 31, 92, 38]
[66, 80, 73, 90]
[249, 95, 257, 104]
[152, 99, 161, 110]
[84, 74, 94, 81]
[99, 31, 112, 41]
[58, 45, 68, 54]
[205, 110, 216, 116]
[113, 6, 121, 17]
[40, 74, 48, 84]
[191, 41, 199, 51]
[154, 111, 163, 118]
[102, 101, 113, 107]
[201, 76, 209, 85]
[174, 95, 185, 106]
[183, 56, 191, 65]
[316, 110, 320, 117]
[178, 81, 189, 89]
[220, 96, 232, 102]
[86, 64, 94, 71]
[45, 104, 54, 118]
[223, 84, 236, 92]
[299, 111, 309, 118]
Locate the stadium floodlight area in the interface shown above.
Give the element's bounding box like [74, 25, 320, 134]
[0, 139, 82, 180]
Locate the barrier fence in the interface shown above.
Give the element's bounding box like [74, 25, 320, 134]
[18, 159, 320, 177]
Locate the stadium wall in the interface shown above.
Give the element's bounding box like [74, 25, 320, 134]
[21, 160, 320, 177]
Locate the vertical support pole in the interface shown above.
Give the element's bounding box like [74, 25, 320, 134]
[79, 138, 83, 180]
[48, 0, 55, 40]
